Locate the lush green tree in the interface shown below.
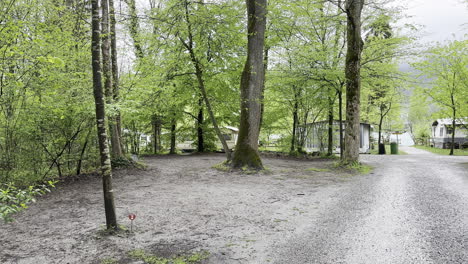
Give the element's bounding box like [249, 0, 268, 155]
[412, 39, 468, 155]
[0, 0, 99, 184]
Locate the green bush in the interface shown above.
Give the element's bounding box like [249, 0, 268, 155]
[0, 180, 57, 222]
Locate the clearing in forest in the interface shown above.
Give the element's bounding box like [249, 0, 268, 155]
[0, 154, 358, 264]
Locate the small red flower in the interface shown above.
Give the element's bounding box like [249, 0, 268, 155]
[128, 213, 136, 220]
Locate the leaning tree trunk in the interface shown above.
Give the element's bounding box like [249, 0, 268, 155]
[91, 0, 118, 230]
[231, 0, 267, 170]
[181, 0, 231, 159]
[343, 0, 364, 164]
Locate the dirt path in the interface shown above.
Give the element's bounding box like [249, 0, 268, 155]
[1, 154, 353, 264]
[2, 149, 466, 264]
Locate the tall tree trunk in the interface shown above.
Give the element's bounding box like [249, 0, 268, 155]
[290, 86, 298, 153]
[101, 0, 123, 158]
[259, 45, 269, 134]
[378, 117, 383, 146]
[327, 92, 334, 156]
[170, 117, 176, 154]
[338, 89, 344, 158]
[343, 0, 364, 164]
[152, 115, 161, 153]
[231, 0, 267, 169]
[181, 0, 231, 159]
[197, 99, 204, 152]
[109, 0, 124, 155]
[91, 0, 118, 230]
[450, 107, 456, 155]
[378, 102, 391, 154]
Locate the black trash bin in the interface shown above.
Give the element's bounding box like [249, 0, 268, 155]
[378, 143, 386, 154]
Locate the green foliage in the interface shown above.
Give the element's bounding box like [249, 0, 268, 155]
[0, 0, 98, 185]
[0, 0, 415, 194]
[412, 39, 468, 120]
[128, 249, 209, 264]
[0, 180, 56, 222]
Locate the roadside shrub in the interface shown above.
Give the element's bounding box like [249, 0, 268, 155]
[0, 181, 57, 222]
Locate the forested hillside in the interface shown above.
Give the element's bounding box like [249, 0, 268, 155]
[2, 0, 466, 223]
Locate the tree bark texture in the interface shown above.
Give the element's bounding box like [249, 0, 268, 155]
[231, 0, 267, 170]
[91, 0, 118, 230]
[343, 0, 364, 164]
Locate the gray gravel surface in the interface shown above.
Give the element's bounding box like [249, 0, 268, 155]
[270, 146, 468, 264]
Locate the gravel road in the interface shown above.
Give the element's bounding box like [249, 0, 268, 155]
[270, 146, 468, 264]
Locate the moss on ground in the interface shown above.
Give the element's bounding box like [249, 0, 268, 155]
[128, 249, 209, 264]
[305, 167, 331, 172]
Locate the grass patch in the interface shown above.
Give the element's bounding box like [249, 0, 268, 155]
[211, 161, 231, 172]
[100, 258, 118, 264]
[305, 167, 331, 172]
[128, 249, 209, 264]
[413, 145, 468, 156]
[273, 218, 288, 223]
[334, 161, 373, 175]
[350, 163, 373, 174]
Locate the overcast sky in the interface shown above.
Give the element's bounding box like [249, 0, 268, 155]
[395, 0, 467, 43]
